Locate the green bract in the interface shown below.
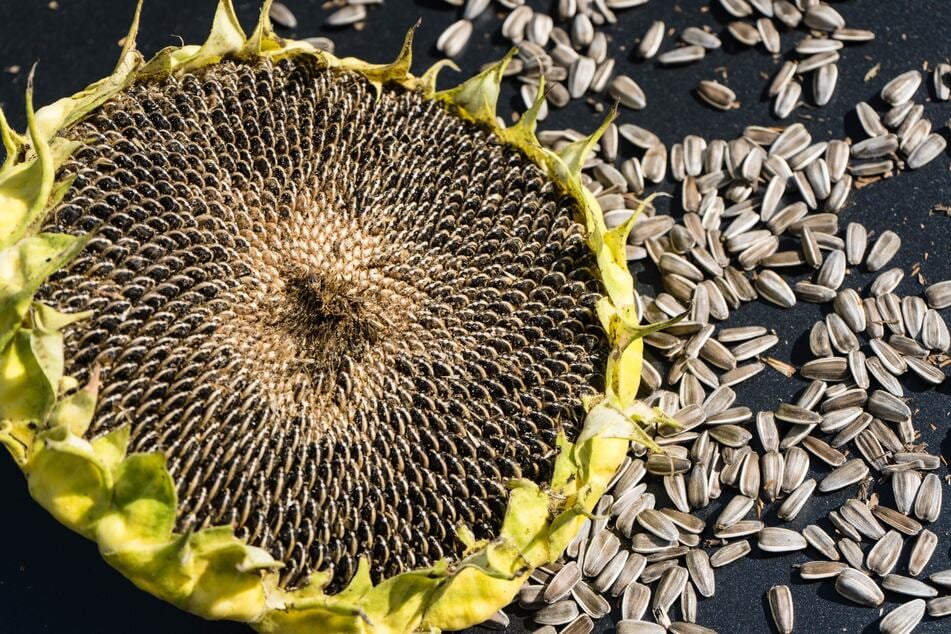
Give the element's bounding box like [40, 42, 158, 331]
[0, 1, 679, 631]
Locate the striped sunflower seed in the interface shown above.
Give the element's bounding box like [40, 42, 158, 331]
[925, 280, 951, 309]
[268, 2, 298, 29]
[657, 45, 706, 65]
[767, 585, 794, 634]
[872, 505, 922, 536]
[621, 582, 651, 621]
[710, 540, 751, 567]
[816, 249, 847, 290]
[800, 560, 848, 580]
[582, 529, 621, 577]
[819, 458, 869, 492]
[617, 621, 665, 634]
[686, 549, 715, 598]
[535, 599, 580, 625]
[609, 75, 647, 110]
[781, 446, 810, 492]
[879, 599, 926, 634]
[326, 4, 367, 26]
[682, 26, 722, 49]
[637, 20, 665, 58]
[866, 231, 901, 272]
[759, 527, 808, 553]
[921, 309, 950, 351]
[914, 473, 942, 523]
[881, 70, 922, 106]
[777, 478, 816, 521]
[841, 499, 886, 539]
[802, 435, 847, 467]
[545, 561, 583, 602]
[814, 62, 838, 106]
[653, 566, 689, 613]
[928, 596, 951, 618]
[697, 80, 738, 110]
[803, 524, 840, 560]
[774, 80, 802, 118]
[835, 568, 885, 606]
[867, 530, 903, 576]
[907, 133, 947, 169]
[572, 580, 611, 619]
[728, 21, 761, 46]
[882, 574, 938, 598]
[803, 4, 845, 31]
[715, 494, 755, 529]
[908, 529, 938, 576]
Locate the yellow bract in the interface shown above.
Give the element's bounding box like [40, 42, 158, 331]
[0, 1, 677, 631]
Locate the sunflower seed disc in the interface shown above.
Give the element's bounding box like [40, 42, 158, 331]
[767, 585, 794, 634]
[819, 458, 869, 493]
[836, 568, 885, 606]
[927, 596, 951, 618]
[710, 540, 752, 567]
[800, 560, 849, 580]
[908, 529, 938, 577]
[879, 599, 926, 634]
[803, 524, 840, 561]
[867, 530, 904, 576]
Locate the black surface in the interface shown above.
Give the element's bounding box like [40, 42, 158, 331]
[0, 1, 949, 632]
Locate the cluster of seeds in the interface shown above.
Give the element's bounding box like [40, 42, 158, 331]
[257, 1, 949, 632]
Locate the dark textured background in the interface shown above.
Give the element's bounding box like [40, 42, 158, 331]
[0, 1, 949, 632]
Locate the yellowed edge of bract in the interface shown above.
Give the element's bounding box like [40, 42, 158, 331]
[0, 1, 681, 632]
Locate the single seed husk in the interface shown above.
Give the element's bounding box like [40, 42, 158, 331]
[653, 566, 689, 613]
[872, 505, 922, 536]
[819, 459, 869, 493]
[840, 499, 886, 539]
[835, 568, 885, 606]
[800, 561, 848, 580]
[927, 596, 951, 618]
[709, 540, 751, 568]
[914, 474, 942, 523]
[621, 582, 652, 621]
[878, 599, 926, 634]
[571, 580, 611, 619]
[617, 621, 666, 634]
[882, 575, 938, 598]
[536, 599, 581, 625]
[908, 530, 938, 577]
[767, 585, 794, 634]
[777, 478, 816, 522]
[803, 524, 840, 561]
[546, 561, 583, 603]
[759, 527, 808, 553]
[867, 530, 904, 576]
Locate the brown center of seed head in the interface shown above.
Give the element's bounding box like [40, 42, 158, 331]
[39, 55, 607, 592]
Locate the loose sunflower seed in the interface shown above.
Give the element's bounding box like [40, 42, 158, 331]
[617, 621, 665, 634]
[922, 309, 951, 351]
[814, 62, 839, 106]
[621, 582, 651, 621]
[326, 4, 367, 26]
[803, 524, 840, 560]
[867, 530, 904, 576]
[929, 596, 951, 618]
[657, 45, 706, 65]
[561, 614, 594, 634]
[841, 498, 886, 539]
[893, 470, 922, 515]
[653, 566, 689, 613]
[908, 529, 937, 577]
[637, 20, 665, 58]
[545, 561, 583, 602]
[686, 549, 715, 598]
[800, 560, 848, 580]
[777, 478, 816, 521]
[866, 231, 902, 272]
[697, 80, 737, 110]
[583, 529, 622, 577]
[572, 580, 611, 619]
[710, 540, 751, 567]
[716, 494, 755, 529]
[930, 569, 951, 589]
[759, 527, 808, 553]
[816, 249, 847, 290]
[767, 585, 794, 634]
[882, 574, 938, 598]
[802, 435, 847, 467]
[914, 473, 941, 523]
[881, 70, 922, 106]
[819, 459, 869, 492]
[866, 390, 911, 423]
[879, 599, 926, 634]
[906, 133, 947, 169]
[268, 1, 298, 29]
[728, 21, 761, 46]
[535, 599, 580, 625]
[610, 553, 647, 597]
[610, 75, 647, 110]
[872, 506, 922, 536]
[836, 568, 885, 606]
[804, 4, 845, 31]
[757, 17, 781, 53]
